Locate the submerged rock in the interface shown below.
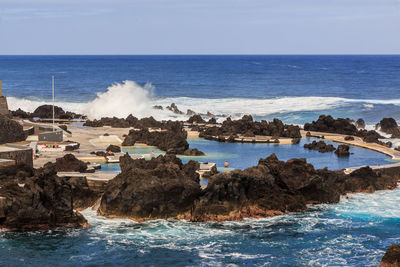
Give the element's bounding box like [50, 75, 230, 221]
[0, 164, 88, 230]
[304, 141, 335, 153]
[0, 115, 26, 144]
[98, 154, 201, 221]
[381, 244, 400, 267]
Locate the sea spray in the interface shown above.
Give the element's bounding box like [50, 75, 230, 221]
[83, 81, 156, 119]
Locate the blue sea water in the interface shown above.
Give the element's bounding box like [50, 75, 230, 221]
[1, 55, 400, 266]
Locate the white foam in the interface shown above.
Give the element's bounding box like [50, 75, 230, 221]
[7, 80, 400, 120]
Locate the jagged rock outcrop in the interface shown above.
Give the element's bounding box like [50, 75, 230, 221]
[355, 118, 365, 129]
[64, 176, 101, 210]
[381, 244, 400, 267]
[304, 141, 335, 153]
[0, 164, 88, 230]
[188, 154, 398, 222]
[0, 115, 26, 144]
[11, 108, 31, 119]
[199, 116, 301, 140]
[45, 154, 88, 173]
[166, 103, 184, 115]
[97, 154, 202, 221]
[31, 105, 85, 119]
[335, 144, 350, 157]
[304, 115, 359, 135]
[376, 118, 400, 138]
[187, 115, 205, 124]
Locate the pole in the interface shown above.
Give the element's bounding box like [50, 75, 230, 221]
[52, 76, 55, 132]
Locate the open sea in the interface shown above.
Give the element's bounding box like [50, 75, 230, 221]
[0, 55, 400, 266]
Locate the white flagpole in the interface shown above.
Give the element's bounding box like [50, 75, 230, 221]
[52, 76, 55, 132]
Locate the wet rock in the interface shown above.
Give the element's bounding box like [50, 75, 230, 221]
[166, 103, 184, 115]
[381, 244, 400, 267]
[0, 115, 26, 144]
[187, 115, 205, 124]
[152, 105, 163, 110]
[183, 148, 205, 156]
[355, 118, 365, 129]
[291, 138, 301, 144]
[335, 144, 350, 157]
[97, 154, 201, 221]
[189, 154, 398, 222]
[344, 136, 354, 141]
[376, 118, 400, 138]
[186, 109, 196, 116]
[304, 141, 335, 153]
[0, 164, 88, 230]
[64, 176, 101, 210]
[106, 144, 121, 153]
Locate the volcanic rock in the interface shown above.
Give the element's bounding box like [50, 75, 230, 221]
[187, 115, 205, 124]
[97, 154, 202, 221]
[381, 244, 400, 267]
[355, 118, 365, 129]
[0, 164, 88, 230]
[304, 141, 335, 153]
[45, 154, 88, 173]
[0, 115, 26, 144]
[304, 115, 358, 135]
[183, 148, 205, 156]
[106, 144, 121, 153]
[166, 103, 184, 115]
[11, 108, 31, 119]
[335, 144, 350, 157]
[376, 118, 400, 138]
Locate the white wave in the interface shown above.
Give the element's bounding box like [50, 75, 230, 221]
[6, 80, 400, 120]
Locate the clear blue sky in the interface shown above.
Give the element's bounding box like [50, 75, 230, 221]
[0, 0, 399, 55]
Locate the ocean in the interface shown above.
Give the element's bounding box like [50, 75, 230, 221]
[0, 55, 400, 266]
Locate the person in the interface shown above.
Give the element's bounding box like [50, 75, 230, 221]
[151, 150, 155, 159]
[224, 161, 229, 168]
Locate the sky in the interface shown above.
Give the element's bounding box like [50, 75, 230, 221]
[0, 0, 399, 55]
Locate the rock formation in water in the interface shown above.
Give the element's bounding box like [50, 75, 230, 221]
[0, 115, 26, 144]
[183, 148, 205, 156]
[199, 115, 301, 140]
[0, 164, 88, 230]
[381, 244, 400, 267]
[166, 103, 184, 115]
[304, 141, 335, 153]
[187, 115, 205, 124]
[188, 154, 398, 222]
[376, 118, 400, 138]
[97, 154, 202, 221]
[335, 144, 350, 157]
[355, 118, 365, 129]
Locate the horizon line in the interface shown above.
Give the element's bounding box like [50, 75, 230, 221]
[1, 53, 400, 56]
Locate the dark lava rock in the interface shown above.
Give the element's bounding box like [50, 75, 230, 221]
[335, 144, 350, 157]
[32, 105, 67, 119]
[11, 108, 31, 119]
[183, 148, 205, 156]
[0, 115, 26, 144]
[291, 138, 301, 144]
[304, 141, 335, 153]
[122, 127, 195, 155]
[202, 164, 218, 179]
[304, 115, 358, 135]
[97, 154, 201, 221]
[166, 103, 184, 115]
[200, 116, 301, 140]
[45, 154, 88, 173]
[361, 130, 385, 144]
[381, 244, 400, 267]
[0, 164, 88, 230]
[208, 117, 217, 124]
[376, 118, 400, 138]
[64, 176, 101, 210]
[90, 151, 107, 157]
[186, 109, 196, 116]
[187, 115, 205, 124]
[188, 154, 398, 222]
[344, 136, 355, 141]
[106, 144, 121, 153]
[355, 118, 365, 129]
